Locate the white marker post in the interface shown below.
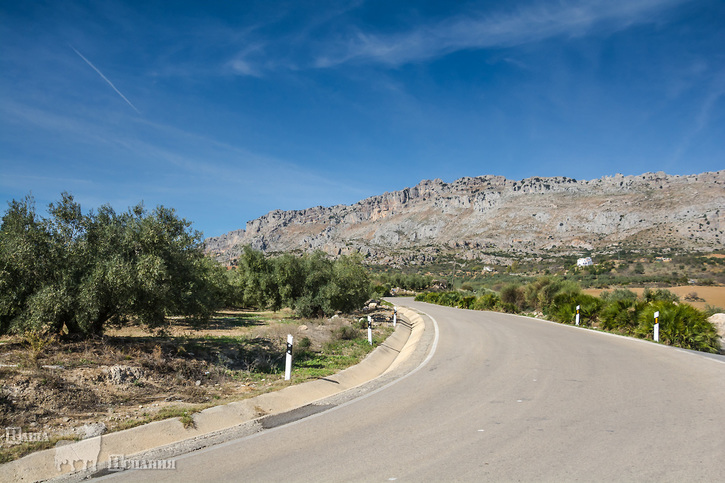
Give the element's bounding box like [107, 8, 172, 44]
[575, 305, 580, 326]
[393, 308, 397, 328]
[653, 311, 660, 343]
[284, 334, 293, 381]
[367, 316, 373, 345]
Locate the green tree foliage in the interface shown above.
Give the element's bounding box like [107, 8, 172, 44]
[227, 248, 371, 317]
[325, 254, 372, 314]
[372, 272, 433, 292]
[235, 246, 275, 309]
[0, 194, 225, 337]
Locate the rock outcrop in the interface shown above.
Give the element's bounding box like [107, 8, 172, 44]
[205, 170, 725, 265]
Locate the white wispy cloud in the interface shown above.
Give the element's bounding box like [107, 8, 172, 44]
[314, 0, 689, 68]
[671, 68, 725, 162]
[70, 45, 141, 113]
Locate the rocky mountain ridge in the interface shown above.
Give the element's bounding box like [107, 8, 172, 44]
[205, 171, 724, 266]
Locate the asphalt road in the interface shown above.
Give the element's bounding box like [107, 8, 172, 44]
[104, 299, 725, 482]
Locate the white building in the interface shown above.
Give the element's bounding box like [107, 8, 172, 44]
[577, 257, 594, 267]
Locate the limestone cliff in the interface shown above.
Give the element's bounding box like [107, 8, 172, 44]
[205, 171, 725, 265]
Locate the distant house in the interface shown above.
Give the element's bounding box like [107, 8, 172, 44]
[577, 257, 594, 267]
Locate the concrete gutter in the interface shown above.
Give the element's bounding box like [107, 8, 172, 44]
[1, 306, 427, 482]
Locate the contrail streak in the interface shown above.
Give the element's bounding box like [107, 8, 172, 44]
[70, 45, 141, 114]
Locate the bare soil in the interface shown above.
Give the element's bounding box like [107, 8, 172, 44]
[0, 307, 394, 461]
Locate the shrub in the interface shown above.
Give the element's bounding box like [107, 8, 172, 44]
[500, 302, 519, 313]
[438, 292, 463, 307]
[642, 288, 679, 303]
[599, 289, 638, 302]
[500, 284, 526, 312]
[373, 283, 392, 297]
[600, 298, 644, 334]
[333, 325, 360, 341]
[637, 302, 719, 353]
[293, 336, 314, 361]
[460, 295, 476, 309]
[549, 292, 602, 326]
[473, 292, 500, 311]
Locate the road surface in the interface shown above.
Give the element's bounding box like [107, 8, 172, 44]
[103, 299, 725, 482]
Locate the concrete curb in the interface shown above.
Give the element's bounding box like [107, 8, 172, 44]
[1, 307, 426, 482]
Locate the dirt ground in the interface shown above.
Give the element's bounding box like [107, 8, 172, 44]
[583, 285, 725, 311]
[0, 306, 394, 461]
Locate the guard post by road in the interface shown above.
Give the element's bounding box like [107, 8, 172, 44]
[367, 316, 372, 345]
[285, 334, 293, 380]
[654, 311, 660, 342]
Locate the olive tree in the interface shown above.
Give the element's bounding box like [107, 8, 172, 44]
[0, 194, 225, 337]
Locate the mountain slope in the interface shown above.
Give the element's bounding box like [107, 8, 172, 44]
[205, 171, 725, 265]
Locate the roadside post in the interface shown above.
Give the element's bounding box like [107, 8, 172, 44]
[575, 305, 580, 326]
[367, 316, 373, 345]
[285, 334, 293, 381]
[654, 311, 660, 343]
[393, 307, 397, 328]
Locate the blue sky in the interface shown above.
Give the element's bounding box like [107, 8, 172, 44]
[1, 0, 723, 238]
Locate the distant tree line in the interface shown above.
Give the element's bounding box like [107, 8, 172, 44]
[370, 272, 434, 296]
[0, 195, 372, 339]
[415, 277, 720, 353]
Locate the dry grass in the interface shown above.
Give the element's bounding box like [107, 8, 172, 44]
[0, 307, 395, 463]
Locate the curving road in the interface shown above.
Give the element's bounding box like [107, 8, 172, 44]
[105, 299, 725, 482]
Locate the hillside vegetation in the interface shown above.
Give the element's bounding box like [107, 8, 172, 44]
[415, 280, 721, 353]
[0, 195, 373, 340]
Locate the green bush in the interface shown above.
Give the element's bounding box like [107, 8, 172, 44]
[549, 292, 602, 326]
[642, 288, 679, 303]
[600, 298, 644, 334]
[414, 274, 719, 353]
[333, 325, 360, 341]
[637, 302, 719, 353]
[293, 336, 314, 361]
[373, 283, 392, 297]
[599, 288, 638, 302]
[460, 295, 476, 309]
[473, 292, 500, 311]
[500, 284, 526, 312]
[500, 302, 519, 313]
